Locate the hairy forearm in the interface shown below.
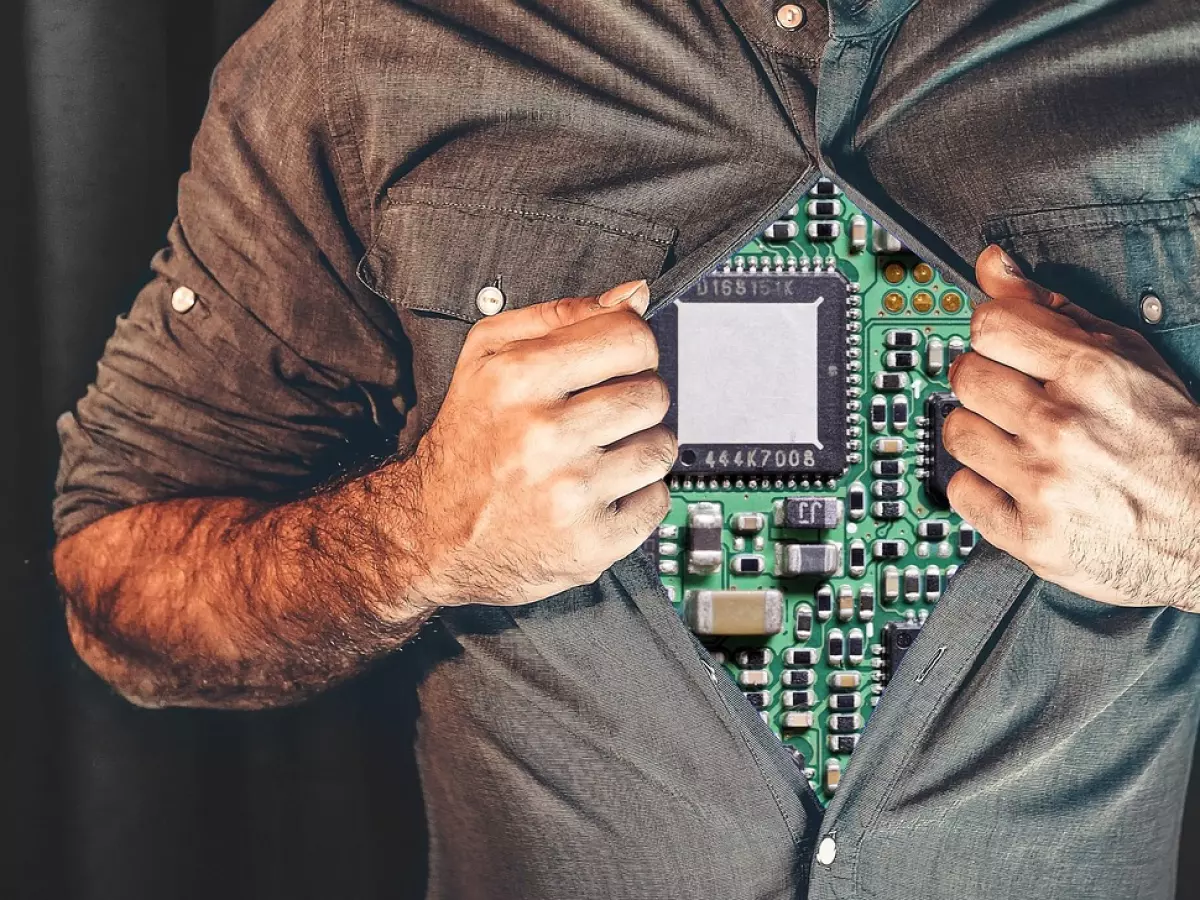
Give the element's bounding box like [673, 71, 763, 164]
[54, 459, 436, 710]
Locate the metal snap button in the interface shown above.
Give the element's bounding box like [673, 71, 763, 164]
[475, 285, 506, 316]
[816, 836, 837, 866]
[775, 3, 806, 30]
[170, 286, 196, 313]
[1140, 292, 1163, 325]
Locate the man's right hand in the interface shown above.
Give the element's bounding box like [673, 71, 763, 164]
[407, 279, 675, 609]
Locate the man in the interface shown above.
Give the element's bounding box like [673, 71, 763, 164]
[53, 0, 1200, 897]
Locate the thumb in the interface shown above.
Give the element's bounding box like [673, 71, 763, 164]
[471, 279, 649, 347]
[975, 244, 1066, 309]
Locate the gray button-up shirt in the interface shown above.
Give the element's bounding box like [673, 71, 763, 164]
[55, 1, 1200, 897]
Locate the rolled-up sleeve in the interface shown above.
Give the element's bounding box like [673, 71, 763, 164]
[53, 0, 408, 540]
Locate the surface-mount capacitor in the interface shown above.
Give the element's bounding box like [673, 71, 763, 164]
[828, 671, 863, 691]
[882, 565, 901, 603]
[947, 335, 967, 366]
[684, 589, 784, 636]
[731, 511, 766, 535]
[837, 584, 855, 622]
[781, 711, 814, 731]
[926, 336, 946, 375]
[738, 669, 772, 688]
[872, 223, 904, 254]
[849, 214, 868, 252]
[872, 437, 907, 456]
[825, 759, 842, 794]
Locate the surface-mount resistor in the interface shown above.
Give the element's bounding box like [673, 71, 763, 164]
[904, 565, 922, 603]
[858, 585, 875, 621]
[948, 335, 967, 366]
[873, 539, 908, 559]
[872, 479, 908, 499]
[848, 483, 867, 521]
[848, 539, 867, 577]
[885, 329, 920, 349]
[763, 220, 798, 242]
[870, 395, 888, 432]
[892, 395, 910, 431]
[795, 601, 815, 641]
[829, 692, 862, 712]
[872, 458, 907, 477]
[807, 198, 843, 218]
[786, 646, 818, 667]
[781, 668, 815, 688]
[847, 628, 865, 665]
[873, 371, 910, 392]
[959, 523, 977, 556]
[807, 221, 841, 241]
[783, 690, 816, 709]
[918, 520, 950, 541]
[885, 350, 919, 369]
[815, 586, 834, 622]
[871, 500, 908, 520]
[827, 629, 846, 666]
[925, 565, 943, 603]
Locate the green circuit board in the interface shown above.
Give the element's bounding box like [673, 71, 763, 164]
[650, 180, 975, 802]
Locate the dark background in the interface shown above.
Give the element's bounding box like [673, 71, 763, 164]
[2, 2, 1197, 898]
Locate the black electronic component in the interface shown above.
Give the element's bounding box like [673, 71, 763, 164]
[828, 713, 864, 733]
[947, 336, 967, 366]
[829, 692, 861, 712]
[926, 336, 946, 374]
[783, 690, 816, 709]
[917, 519, 950, 541]
[795, 601, 815, 640]
[828, 734, 860, 754]
[848, 482, 866, 521]
[885, 329, 919, 349]
[873, 539, 908, 559]
[924, 566, 942, 603]
[815, 585, 834, 622]
[827, 629, 845, 665]
[903, 565, 921, 603]
[743, 691, 772, 709]
[870, 395, 887, 432]
[730, 554, 765, 575]
[807, 198, 843, 218]
[959, 523, 977, 556]
[873, 371, 909, 392]
[885, 350, 918, 369]
[776, 497, 843, 529]
[857, 586, 875, 621]
[810, 178, 841, 197]
[891, 395, 909, 430]
[848, 540, 866, 577]
[882, 620, 923, 682]
[807, 221, 840, 241]
[871, 501, 908, 520]
[763, 220, 799, 243]
[650, 270, 849, 476]
[782, 669, 815, 688]
[872, 458, 906, 477]
[924, 392, 964, 508]
[871, 480, 908, 500]
[847, 629, 865, 665]
[785, 646, 818, 667]
[734, 647, 773, 669]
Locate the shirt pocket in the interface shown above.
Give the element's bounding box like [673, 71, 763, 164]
[356, 183, 679, 435]
[980, 195, 1200, 392]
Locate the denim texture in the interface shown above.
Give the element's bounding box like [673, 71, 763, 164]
[54, 1, 1200, 897]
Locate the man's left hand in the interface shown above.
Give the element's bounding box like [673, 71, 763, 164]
[944, 244, 1200, 611]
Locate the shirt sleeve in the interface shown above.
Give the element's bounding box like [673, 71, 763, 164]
[53, 0, 409, 541]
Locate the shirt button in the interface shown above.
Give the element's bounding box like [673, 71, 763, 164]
[170, 286, 196, 313]
[1140, 292, 1164, 325]
[475, 285, 506, 316]
[775, 3, 806, 30]
[816, 836, 837, 866]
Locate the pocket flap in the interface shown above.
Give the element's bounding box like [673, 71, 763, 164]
[358, 183, 678, 323]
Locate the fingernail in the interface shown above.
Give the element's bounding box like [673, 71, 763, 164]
[598, 279, 648, 309]
[599, 279, 649, 314]
[994, 245, 1024, 280]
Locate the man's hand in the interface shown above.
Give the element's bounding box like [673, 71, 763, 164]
[407, 279, 675, 609]
[944, 245, 1200, 611]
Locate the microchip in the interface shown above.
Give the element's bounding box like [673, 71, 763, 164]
[882, 620, 923, 682]
[650, 270, 849, 475]
[924, 392, 964, 508]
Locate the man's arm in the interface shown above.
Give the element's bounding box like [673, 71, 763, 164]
[944, 245, 1200, 611]
[56, 282, 675, 709]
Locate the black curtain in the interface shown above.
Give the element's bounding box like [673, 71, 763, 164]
[2, 3, 1197, 899]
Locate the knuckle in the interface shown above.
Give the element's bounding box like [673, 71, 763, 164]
[1063, 346, 1112, 388]
[948, 351, 980, 396]
[614, 313, 659, 367]
[969, 302, 1009, 349]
